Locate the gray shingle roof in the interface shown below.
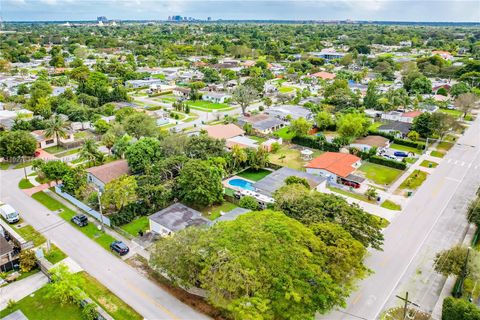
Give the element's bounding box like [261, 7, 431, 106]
[149, 203, 209, 232]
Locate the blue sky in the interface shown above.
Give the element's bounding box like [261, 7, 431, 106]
[2, 0, 479, 22]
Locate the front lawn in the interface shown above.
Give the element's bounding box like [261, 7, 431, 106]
[120, 216, 149, 237]
[430, 150, 445, 158]
[389, 143, 422, 154]
[0, 285, 84, 320]
[18, 178, 34, 189]
[358, 163, 403, 186]
[399, 170, 428, 190]
[15, 225, 46, 247]
[269, 145, 323, 170]
[273, 127, 295, 141]
[328, 186, 375, 204]
[187, 100, 231, 110]
[44, 243, 67, 265]
[80, 272, 143, 320]
[420, 160, 438, 168]
[237, 168, 272, 181]
[43, 145, 66, 154]
[381, 200, 402, 211]
[201, 202, 239, 220]
[31, 192, 117, 251]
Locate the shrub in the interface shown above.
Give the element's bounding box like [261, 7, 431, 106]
[239, 196, 259, 210]
[19, 249, 37, 272]
[442, 297, 480, 320]
[291, 135, 341, 152]
[109, 201, 153, 226]
[82, 303, 98, 320]
[369, 155, 407, 170]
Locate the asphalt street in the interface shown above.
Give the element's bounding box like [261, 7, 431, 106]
[320, 116, 480, 320]
[0, 168, 209, 320]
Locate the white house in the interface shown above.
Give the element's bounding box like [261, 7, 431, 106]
[31, 130, 75, 149]
[350, 135, 390, 153]
[202, 92, 231, 104]
[148, 203, 210, 236]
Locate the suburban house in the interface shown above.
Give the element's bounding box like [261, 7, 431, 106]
[253, 167, 327, 197]
[86, 159, 130, 191]
[307, 71, 336, 81]
[125, 78, 164, 89]
[378, 121, 412, 138]
[202, 92, 231, 104]
[148, 203, 210, 236]
[172, 87, 191, 99]
[237, 114, 287, 134]
[310, 49, 345, 61]
[0, 236, 15, 272]
[381, 110, 422, 124]
[305, 152, 364, 186]
[266, 105, 313, 121]
[350, 135, 390, 153]
[31, 130, 75, 149]
[432, 50, 453, 60]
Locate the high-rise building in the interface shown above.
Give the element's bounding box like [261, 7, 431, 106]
[97, 16, 108, 23]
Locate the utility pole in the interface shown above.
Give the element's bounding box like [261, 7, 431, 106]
[395, 292, 420, 320]
[96, 189, 105, 232]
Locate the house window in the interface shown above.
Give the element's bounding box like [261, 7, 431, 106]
[45, 139, 54, 145]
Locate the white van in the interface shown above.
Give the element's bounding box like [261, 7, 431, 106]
[0, 203, 20, 224]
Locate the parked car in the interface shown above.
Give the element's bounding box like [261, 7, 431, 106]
[342, 181, 360, 189]
[0, 203, 20, 224]
[383, 154, 397, 160]
[71, 214, 88, 227]
[110, 241, 129, 256]
[394, 151, 408, 157]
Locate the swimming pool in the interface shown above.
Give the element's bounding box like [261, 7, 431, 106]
[228, 178, 255, 191]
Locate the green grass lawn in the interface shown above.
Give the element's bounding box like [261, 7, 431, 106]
[14, 161, 33, 169]
[0, 162, 10, 170]
[43, 145, 67, 154]
[399, 170, 428, 190]
[273, 127, 295, 141]
[55, 148, 81, 158]
[278, 86, 295, 93]
[439, 108, 463, 118]
[420, 160, 438, 168]
[328, 186, 376, 204]
[187, 100, 231, 110]
[15, 225, 46, 247]
[248, 135, 267, 143]
[269, 145, 323, 170]
[237, 168, 272, 181]
[151, 73, 166, 79]
[389, 143, 422, 154]
[430, 150, 445, 158]
[372, 215, 390, 228]
[224, 187, 235, 197]
[120, 216, 149, 237]
[437, 141, 454, 152]
[358, 162, 403, 186]
[381, 200, 402, 211]
[44, 243, 67, 264]
[31, 192, 117, 251]
[369, 121, 385, 131]
[80, 272, 143, 320]
[201, 202, 239, 220]
[0, 285, 84, 320]
[404, 157, 418, 164]
[18, 178, 34, 189]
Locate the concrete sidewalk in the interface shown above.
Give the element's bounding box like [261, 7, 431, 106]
[0, 272, 49, 309]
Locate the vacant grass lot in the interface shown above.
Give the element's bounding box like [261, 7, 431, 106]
[31, 191, 117, 251]
[273, 127, 295, 141]
[389, 143, 422, 154]
[269, 145, 323, 170]
[399, 170, 428, 190]
[201, 202, 239, 220]
[15, 225, 46, 247]
[358, 163, 403, 186]
[237, 168, 272, 181]
[120, 216, 149, 237]
[381, 200, 402, 211]
[420, 160, 438, 168]
[187, 100, 231, 110]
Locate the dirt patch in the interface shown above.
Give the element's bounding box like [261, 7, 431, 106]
[97, 297, 118, 313]
[126, 254, 227, 320]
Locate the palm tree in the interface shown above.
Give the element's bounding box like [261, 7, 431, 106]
[80, 139, 104, 166]
[44, 115, 68, 146]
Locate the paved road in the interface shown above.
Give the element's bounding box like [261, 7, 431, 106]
[320, 117, 480, 320]
[0, 169, 209, 320]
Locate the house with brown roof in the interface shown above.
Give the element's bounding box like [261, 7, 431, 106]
[86, 159, 129, 191]
[31, 129, 75, 149]
[307, 71, 336, 80]
[204, 123, 245, 140]
[350, 135, 390, 153]
[305, 152, 363, 187]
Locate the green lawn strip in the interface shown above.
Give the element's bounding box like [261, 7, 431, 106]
[279, 86, 295, 93]
[80, 272, 143, 320]
[55, 148, 81, 158]
[420, 160, 438, 168]
[328, 186, 376, 204]
[380, 200, 402, 211]
[43, 145, 67, 154]
[358, 162, 403, 186]
[389, 143, 422, 154]
[404, 157, 418, 164]
[44, 243, 67, 265]
[120, 216, 149, 237]
[15, 225, 46, 247]
[0, 285, 84, 320]
[31, 192, 117, 251]
[273, 127, 295, 140]
[35, 176, 50, 184]
[437, 141, 454, 152]
[201, 202, 239, 220]
[18, 178, 34, 189]
[14, 161, 33, 169]
[186, 101, 231, 110]
[236, 168, 272, 181]
[399, 170, 429, 190]
[0, 162, 10, 170]
[372, 215, 390, 228]
[439, 108, 463, 118]
[430, 150, 445, 158]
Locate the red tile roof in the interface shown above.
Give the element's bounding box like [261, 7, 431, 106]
[305, 152, 360, 178]
[309, 71, 336, 80]
[402, 111, 423, 118]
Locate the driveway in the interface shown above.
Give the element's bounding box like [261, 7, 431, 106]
[0, 169, 209, 320]
[0, 272, 49, 310]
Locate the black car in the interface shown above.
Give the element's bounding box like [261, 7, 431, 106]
[110, 241, 129, 256]
[71, 214, 88, 227]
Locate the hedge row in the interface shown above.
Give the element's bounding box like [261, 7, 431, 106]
[291, 135, 341, 152]
[369, 155, 407, 170]
[369, 130, 425, 150]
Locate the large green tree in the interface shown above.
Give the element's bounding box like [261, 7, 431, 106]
[0, 131, 37, 159]
[125, 137, 162, 173]
[102, 174, 138, 212]
[123, 112, 158, 138]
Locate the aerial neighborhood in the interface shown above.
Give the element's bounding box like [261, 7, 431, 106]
[0, 12, 479, 320]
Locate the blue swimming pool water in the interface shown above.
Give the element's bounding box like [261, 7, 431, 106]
[228, 178, 255, 191]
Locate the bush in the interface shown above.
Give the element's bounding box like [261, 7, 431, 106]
[369, 155, 407, 170]
[291, 135, 341, 152]
[82, 303, 98, 320]
[109, 201, 153, 226]
[239, 196, 260, 210]
[19, 249, 37, 272]
[442, 297, 480, 320]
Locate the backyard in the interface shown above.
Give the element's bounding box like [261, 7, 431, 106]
[236, 168, 272, 181]
[399, 170, 429, 190]
[358, 162, 403, 186]
[201, 201, 239, 220]
[269, 145, 322, 170]
[120, 216, 149, 237]
[273, 127, 295, 141]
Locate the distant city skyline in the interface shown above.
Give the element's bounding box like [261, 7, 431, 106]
[2, 0, 479, 22]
